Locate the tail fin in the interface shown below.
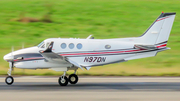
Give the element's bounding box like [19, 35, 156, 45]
[138, 12, 176, 45]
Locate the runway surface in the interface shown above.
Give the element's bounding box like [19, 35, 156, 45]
[1, 76, 180, 101]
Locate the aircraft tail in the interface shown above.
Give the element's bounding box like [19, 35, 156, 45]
[138, 12, 176, 45]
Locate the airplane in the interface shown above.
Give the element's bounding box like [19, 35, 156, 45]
[3, 12, 176, 86]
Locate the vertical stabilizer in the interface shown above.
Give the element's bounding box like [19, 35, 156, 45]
[138, 12, 176, 45]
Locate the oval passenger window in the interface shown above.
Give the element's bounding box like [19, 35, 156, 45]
[69, 43, 74, 49]
[77, 43, 82, 49]
[61, 43, 66, 49]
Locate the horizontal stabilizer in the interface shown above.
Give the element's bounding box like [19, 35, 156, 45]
[134, 44, 157, 50]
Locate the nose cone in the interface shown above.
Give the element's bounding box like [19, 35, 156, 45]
[3, 46, 39, 62]
[3, 53, 14, 62]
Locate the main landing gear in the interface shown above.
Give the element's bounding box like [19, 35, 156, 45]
[5, 62, 14, 85]
[58, 70, 78, 86]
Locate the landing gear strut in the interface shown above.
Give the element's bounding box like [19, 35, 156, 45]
[5, 62, 14, 85]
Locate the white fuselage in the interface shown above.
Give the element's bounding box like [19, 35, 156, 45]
[3, 38, 163, 70]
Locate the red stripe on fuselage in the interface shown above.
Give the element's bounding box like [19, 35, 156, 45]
[60, 49, 145, 56]
[61, 43, 167, 56]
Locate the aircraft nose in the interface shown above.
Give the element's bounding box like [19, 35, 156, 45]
[3, 53, 13, 61]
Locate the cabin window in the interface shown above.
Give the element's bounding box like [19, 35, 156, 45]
[69, 43, 74, 49]
[61, 43, 66, 49]
[77, 43, 82, 49]
[105, 45, 111, 49]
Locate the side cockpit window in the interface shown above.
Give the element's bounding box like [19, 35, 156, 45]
[37, 41, 45, 48]
[41, 44, 45, 48]
[37, 41, 51, 49]
[46, 42, 50, 48]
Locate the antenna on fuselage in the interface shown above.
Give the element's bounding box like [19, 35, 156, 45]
[11, 46, 14, 59]
[86, 35, 92, 39]
[22, 42, 24, 49]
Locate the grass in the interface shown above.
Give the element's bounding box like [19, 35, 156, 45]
[0, 0, 180, 76]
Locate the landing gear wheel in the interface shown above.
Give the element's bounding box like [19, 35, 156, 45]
[5, 76, 14, 85]
[69, 74, 78, 84]
[58, 76, 68, 86]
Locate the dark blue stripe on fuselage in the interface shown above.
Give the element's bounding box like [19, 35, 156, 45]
[14, 53, 43, 59]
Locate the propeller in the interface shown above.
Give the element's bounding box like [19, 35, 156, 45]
[11, 46, 14, 60]
[7, 43, 24, 76]
[10, 46, 14, 72]
[22, 42, 24, 49]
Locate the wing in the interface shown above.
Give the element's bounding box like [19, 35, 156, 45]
[39, 41, 86, 70]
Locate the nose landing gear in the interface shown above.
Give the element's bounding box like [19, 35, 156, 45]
[5, 62, 14, 85]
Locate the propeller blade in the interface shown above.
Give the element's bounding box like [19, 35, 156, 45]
[11, 46, 14, 61]
[22, 42, 24, 49]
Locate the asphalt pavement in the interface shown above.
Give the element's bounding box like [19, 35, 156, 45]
[0, 76, 180, 101]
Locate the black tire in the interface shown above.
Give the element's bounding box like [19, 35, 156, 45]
[68, 74, 78, 84]
[58, 76, 68, 86]
[5, 76, 14, 85]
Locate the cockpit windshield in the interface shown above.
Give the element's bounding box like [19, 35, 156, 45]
[37, 41, 44, 47]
